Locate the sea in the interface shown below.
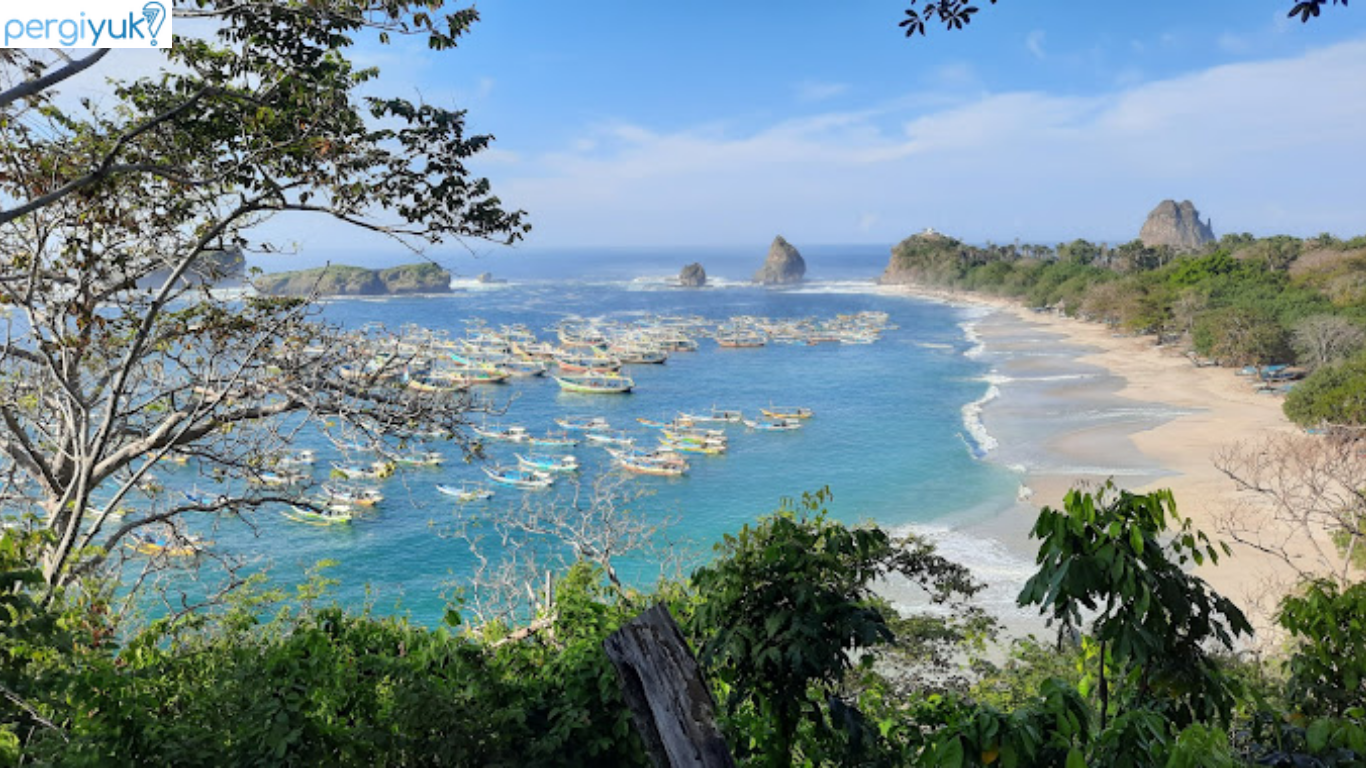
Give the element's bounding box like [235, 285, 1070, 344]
[120, 245, 1048, 627]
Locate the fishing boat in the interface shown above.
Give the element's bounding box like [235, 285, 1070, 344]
[744, 418, 804, 431]
[181, 489, 227, 507]
[436, 484, 495, 503]
[716, 334, 767, 348]
[281, 504, 354, 526]
[472, 424, 530, 442]
[610, 345, 668, 365]
[320, 483, 384, 507]
[527, 432, 580, 448]
[393, 451, 445, 468]
[276, 449, 317, 467]
[127, 532, 210, 556]
[482, 465, 554, 490]
[554, 415, 611, 432]
[761, 406, 815, 420]
[405, 376, 464, 393]
[250, 470, 306, 487]
[330, 461, 395, 481]
[586, 431, 636, 448]
[680, 407, 744, 424]
[515, 453, 580, 474]
[659, 439, 726, 455]
[608, 448, 689, 477]
[553, 374, 634, 394]
[555, 355, 623, 374]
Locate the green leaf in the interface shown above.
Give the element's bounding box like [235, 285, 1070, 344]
[1066, 747, 1086, 768]
[1307, 718, 1331, 752]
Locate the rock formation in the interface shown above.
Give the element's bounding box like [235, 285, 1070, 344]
[253, 262, 452, 296]
[752, 236, 806, 285]
[1139, 200, 1215, 251]
[878, 228, 962, 285]
[678, 263, 707, 287]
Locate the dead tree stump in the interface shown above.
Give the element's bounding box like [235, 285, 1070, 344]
[603, 603, 735, 768]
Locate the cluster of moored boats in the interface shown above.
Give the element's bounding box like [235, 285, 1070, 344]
[336, 311, 894, 396]
[134, 310, 887, 533]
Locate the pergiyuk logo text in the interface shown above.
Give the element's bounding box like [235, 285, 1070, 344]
[2, 1, 169, 49]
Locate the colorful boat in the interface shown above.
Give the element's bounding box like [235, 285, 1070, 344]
[436, 484, 495, 503]
[554, 416, 611, 432]
[586, 431, 636, 448]
[680, 408, 744, 424]
[515, 453, 580, 474]
[393, 451, 445, 468]
[320, 483, 384, 506]
[552, 374, 635, 394]
[330, 461, 395, 481]
[744, 418, 803, 431]
[482, 466, 554, 489]
[761, 406, 815, 420]
[659, 439, 726, 455]
[556, 355, 621, 373]
[608, 448, 689, 476]
[527, 432, 580, 448]
[281, 504, 354, 526]
[472, 424, 530, 442]
[127, 532, 210, 556]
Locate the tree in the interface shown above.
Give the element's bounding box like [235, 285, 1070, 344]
[1283, 350, 1366, 427]
[898, 1, 1350, 41]
[0, 2, 527, 595]
[689, 488, 981, 766]
[1291, 316, 1366, 372]
[1192, 306, 1290, 366]
[1215, 433, 1366, 587]
[1019, 483, 1251, 734]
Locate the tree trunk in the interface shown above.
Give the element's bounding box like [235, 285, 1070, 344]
[604, 603, 735, 768]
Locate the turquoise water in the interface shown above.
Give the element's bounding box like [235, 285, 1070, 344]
[147, 278, 1023, 624]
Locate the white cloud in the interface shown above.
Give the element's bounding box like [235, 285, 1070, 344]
[495, 37, 1366, 247]
[794, 81, 849, 102]
[1026, 30, 1046, 59]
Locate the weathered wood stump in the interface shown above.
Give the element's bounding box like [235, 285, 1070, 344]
[603, 603, 735, 768]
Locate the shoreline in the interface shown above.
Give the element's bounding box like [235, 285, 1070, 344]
[891, 283, 1302, 627]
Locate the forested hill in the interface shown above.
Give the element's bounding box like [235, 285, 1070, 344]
[879, 230, 1366, 427]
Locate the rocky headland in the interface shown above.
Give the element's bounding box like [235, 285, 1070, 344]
[753, 236, 806, 285]
[878, 228, 965, 285]
[1139, 200, 1215, 251]
[678, 263, 707, 287]
[253, 263, 452, 297]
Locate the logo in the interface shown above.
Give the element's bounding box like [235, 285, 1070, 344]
[2, 0, 173, 49]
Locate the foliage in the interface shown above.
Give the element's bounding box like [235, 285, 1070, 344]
[897, 1, 1350, 42]
[1283, 349, 1366, 426]
[690, 488, 981, 766]
[1279, 580, 1366, 719]
[1019, 484, 1251, 729]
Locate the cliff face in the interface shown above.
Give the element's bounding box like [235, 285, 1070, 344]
[753, 236, 806, 285]
[253, 263, 451, 296]
[1139, 200, 1215, 251]
[679, 262, 707, 287]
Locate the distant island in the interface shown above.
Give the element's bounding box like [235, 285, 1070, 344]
[252, 263, 452, 296]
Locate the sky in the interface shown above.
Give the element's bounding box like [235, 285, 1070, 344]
[66, 1, 1366, 257]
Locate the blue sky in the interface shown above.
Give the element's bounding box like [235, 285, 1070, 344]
[79, 2, 1366, 256]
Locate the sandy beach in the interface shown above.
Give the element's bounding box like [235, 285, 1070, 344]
[891, 284, 1307, 630]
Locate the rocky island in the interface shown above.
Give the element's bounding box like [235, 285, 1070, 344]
[753, 236, 806, 285]
[678, 262, 707, 287]
[1139, 199, 1215, 251]
[252, 262, 452, 297]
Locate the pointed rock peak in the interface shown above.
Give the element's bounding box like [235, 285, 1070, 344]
[754, 235, 806, 285]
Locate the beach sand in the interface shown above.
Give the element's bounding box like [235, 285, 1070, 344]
[892, 284, 1308, 632]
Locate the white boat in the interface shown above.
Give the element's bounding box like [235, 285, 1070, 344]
[482, 466, 554, 490]
[436, 484, 495, 503]
[515, 453, 580, 474]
